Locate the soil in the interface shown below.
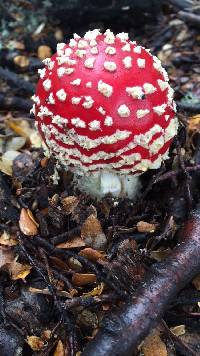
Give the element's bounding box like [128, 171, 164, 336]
[0, 1, 200, 355]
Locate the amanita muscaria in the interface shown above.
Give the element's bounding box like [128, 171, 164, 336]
[32, 29, 178, 198]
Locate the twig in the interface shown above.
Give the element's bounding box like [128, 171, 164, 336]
[0, 67, 35, 94]
[177, 101, 200, 113]
[168, 0, 193, 10]
[162, 320, 198, 356]
[0, 94, 32, 112]
[178, 11, 200, 28]
[154, 165, 200, 184]
[82, 207, 200, 356]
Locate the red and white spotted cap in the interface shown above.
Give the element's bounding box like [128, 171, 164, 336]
[33, 29, 178, 175]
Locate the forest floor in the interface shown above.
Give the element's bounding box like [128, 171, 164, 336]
[0, 1, 200, 355]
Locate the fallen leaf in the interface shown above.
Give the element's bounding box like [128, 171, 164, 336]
[29, 287, 77, 298]
[29, 131, 42, 148]
[14, 55, 30, 68]
[6, 137, 26, 151]
[27, 209, 39, 227]
[62, 196, 79, 215]
[5, 117, 34, 139]
[0, 247, 15, 268]
[40, 157, 49, 168]
[81, 214, 107, 250]
[72, 273, 96, 286]
[41, 329, 51, 341]
[26, 336, 45, 351]
[19, 208, 38, 236]
[188, 114, 200, 132]
[137, 221, 156, 233]
[57, 237, 85, 249]
[0, 150, 21, 175]
[37, 45, 52, 60]
[8, 260, 31, 280]
[77, 309, 98, 329]
[0, 231, 17, 246]
[83, 283, 104, 297]
[54, 340, 65, 356]
[150, 248, 171, 261]
[141, 329, 167, 356]
[170, 325, 185, 336]
[192, 274, 200, 290]
[79, 248, 106, 262]
[68, 257, 82, 271]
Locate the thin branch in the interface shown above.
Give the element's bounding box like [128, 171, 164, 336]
[82, 208, 200, 356]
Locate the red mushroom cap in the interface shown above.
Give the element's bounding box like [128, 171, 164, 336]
[33, 29, 178, 175]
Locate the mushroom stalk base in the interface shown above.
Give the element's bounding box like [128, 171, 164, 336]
[75, 171, 141, 199]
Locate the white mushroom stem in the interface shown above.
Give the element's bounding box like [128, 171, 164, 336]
[75, 171, 141, 199]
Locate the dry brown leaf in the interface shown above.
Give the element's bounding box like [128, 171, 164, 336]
[137, 221, 156, 233]
[27, 209, 39, 227]
[57, 237, 85, 249]
[62, 196, 79, 215]
[5, 117, 34, 139]
[8, 260, 31, 280]
[79, 247, 106, 262]
[150, 248, 171, 261]
[141, 329, 167, 356]
[29, 287, 77, 298]
[170, 325, 185, 336]
[192, 274, 200, 290]
[6, 137, 26, 151]
[26, 336, 45, 351]
[37, 45, 52, 60]
[188, 114, 200, 132]
[19, 208, 38, 236]
[41, 329, 51, 341]
[0, 247, 15, 268]
[0, 150, 21, 175]
[40, 157, 49, 168]
[54, 340, 65, 356]
[81, 214, 107, 250]
[83, 283, 104, 297]
[68, 257, 82, 271]
[72, 273, 96, 286]
[0, 231, 17, 246]
[14, 55, 30, 68]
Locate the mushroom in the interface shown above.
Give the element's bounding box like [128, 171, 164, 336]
[32, 29, 178, 199]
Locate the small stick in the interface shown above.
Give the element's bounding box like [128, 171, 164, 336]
[0, 67, 35, 94]
[82, 208, 200, 356]
[178, 11, 200, 28]
[0, 94, 32, 112]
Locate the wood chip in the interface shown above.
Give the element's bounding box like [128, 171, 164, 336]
[8, 260, 31, 280]
[136, 221, 156, 233]
[81, 214, 107, 250]
[14, 55, 30, 68]
[141, 329, 167, 356]
[26, 336, 45, 351]
[37, 45, 52, 60]
[79, 247, 106, 262]
[0, 231, 17, 246]
[72, 273, 96, 286]
[54, 340, 65, 356]
[19, 208, 38, 236]
[170, 325, 185, 336]
[57, 236, 85, 249]
[62, 196, 79, 215]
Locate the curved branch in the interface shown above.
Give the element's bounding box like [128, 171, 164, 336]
[82, 208, 200, 356]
